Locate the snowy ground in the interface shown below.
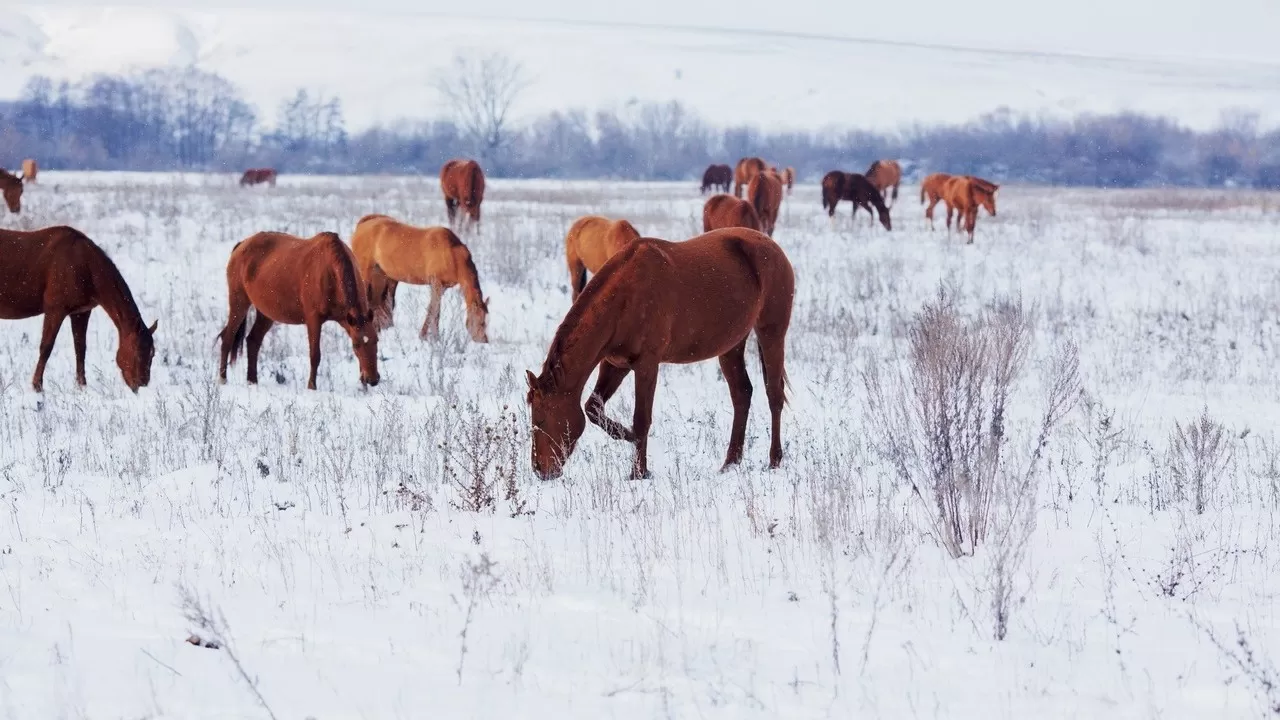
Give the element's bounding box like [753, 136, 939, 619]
[3, 4, 1280, 131]
[2, 172, 1280, 718]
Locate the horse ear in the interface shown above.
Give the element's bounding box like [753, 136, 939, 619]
[525, 369, 538, 390]
[147, 320, 158, 335]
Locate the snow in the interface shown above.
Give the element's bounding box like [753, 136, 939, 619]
[1, 173, 1279, 717]
[2, 4, 1280, 131]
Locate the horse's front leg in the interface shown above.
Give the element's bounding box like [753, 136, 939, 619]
[305, 317, 322, 390]
[32, 310, 68, 392]
[629, 364, 659, 479]
[586, 361, 635, 441]
[420, 282, 444, 340]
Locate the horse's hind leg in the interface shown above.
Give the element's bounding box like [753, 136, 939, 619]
[420, 282, 444, 340]
[586, 361, 635, 441]
[754, 325, 789, 469]
[629, 363, 660, 480]
[245, 313, 275, 384]
[718, 339, 752, 471]
[32, 310, 68, 392]
[70, 310, 90, 386]
[925, 197, 938, 230]
[217, 287, 251, 383]
[305, 318, 322, 390]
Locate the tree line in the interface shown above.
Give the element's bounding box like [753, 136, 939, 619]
[1, 65, 1277, 189]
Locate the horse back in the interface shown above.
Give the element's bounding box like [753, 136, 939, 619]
[0, 226, 104, 319]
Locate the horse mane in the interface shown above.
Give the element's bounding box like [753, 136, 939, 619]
[63, 226, 145, 333]
[866, 160, 881, 177]
[319, 232, 365, 313]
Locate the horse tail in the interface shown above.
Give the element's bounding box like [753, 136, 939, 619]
[920, 183, 927, 204]
[224, 306, 254, 366]
[468, 163, 483, 206]
[892, 184, 899, 202]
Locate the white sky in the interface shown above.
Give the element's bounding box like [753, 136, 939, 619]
[25, 0, 1280, 65]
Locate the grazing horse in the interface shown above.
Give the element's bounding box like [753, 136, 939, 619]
[866, 160, 901, 207]
[943, 176, 999, 243]
[821, 171, 892, 230]
[440, 159, 486, 233]
[563, 215, 641, 301]
[239, 168, 277, 187]
[747, 170, 783, 237]
[701, 164, 732, 194]
[782, 167, 795, 194]
[218, 231, 379, 390]
[1, 167, 24, 213]
[0, 226, 157, 392]
[351, 214, 490, 343]
[703, 194, 762, 233]
[526, 227, 794, 480]
[733, 157, 766, 198]
[920, 172, 955, 230]
[22, 159, 38, 184]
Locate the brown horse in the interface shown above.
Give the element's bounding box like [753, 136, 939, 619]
[747, 170, 784, 237]
[564, 215, 641, 301]
[866, 160, 901, 207]
[351, 214, 490, 343]
[701, 164, 732, 194]
[733, 157, 766, 197]
[943, 176, 1000, 243]
[218, 231, 379, 390]
[0, 226, 157, 392]
[239, 168, 277, 187]
[526, 227, 794, 480]
[703, 194, 762, 233]
[440, 159, 486, 233]
[920, 172, 954, 230]
[22, 159, 38, 185]
[782, 167, 795, 194]
[821, 171, 892, 230]
[1, 167, 24, 213]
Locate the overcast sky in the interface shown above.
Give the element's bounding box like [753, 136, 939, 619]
[25, 0, 1280, 65]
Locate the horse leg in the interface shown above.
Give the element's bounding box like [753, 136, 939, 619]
[586, 362, 635, 442]
[946, 204, 955, 231]
[629, 363, 659, 480]
[754, 327, 788, 469]
[925, 197, 937, 230]
[305, 318, 322, 391]
[70, 310, 90, 386]
[445, 198, 457, 227]
[567, 255, 587, 302]
[966, 209, 978, 244]
[718, 340, 752, 470]
[32, 310, 68, 392]
[218, 289, 251, 383]
[245, 313, 275, 385]
[420, 282, 444, 341]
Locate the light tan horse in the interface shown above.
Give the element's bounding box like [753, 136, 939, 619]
[866, 160, 901, 207]
[22, 159, 37, 185]
[564, 215, 641, 301]
[942, 176, 999, 243]
[351, 214, 489, 343]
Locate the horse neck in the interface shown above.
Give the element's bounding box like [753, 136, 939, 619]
[542, 278, 622, 395]
[89, 251, 145, 337]
[457, 251, 485, 312]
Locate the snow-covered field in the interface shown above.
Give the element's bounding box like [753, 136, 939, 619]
[2, 172, 1280, 718]
[4, 4, 1280, 131]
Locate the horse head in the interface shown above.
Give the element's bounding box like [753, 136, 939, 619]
[117, 320, 158, 392]
[526, 369, 585, 480]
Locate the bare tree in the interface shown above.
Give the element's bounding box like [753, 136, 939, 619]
[432, 51, 529, 166]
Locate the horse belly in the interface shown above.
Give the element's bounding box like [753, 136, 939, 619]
[245, 286, 306, 325]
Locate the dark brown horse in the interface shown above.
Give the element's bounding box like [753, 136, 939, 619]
[563, 215, 641, 301]
[440, 159, 486, 233]
[866, 160, 901, 207]
[526, 227, 794, 480]
[821, 171, 891, 230]
[733, 157, 766, 198]
[1, 167, 25, 213]
[942, 176, 1000, 243]
[701, 164, 732, 194]
[747, 170, 783, 237]
[702, 194, 762, 233]
[218, 231, 379, 390]
[0, 226, 157, 392]
[239, 168, 277, 187]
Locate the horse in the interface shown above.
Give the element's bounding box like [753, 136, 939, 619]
[920, 172, 954, 230]
[1, 167, 24, 213]
[747, 170, 783, 237]
[351, 214, 490, 343]
[218, 231, 379, 390]
[525, 227, 794, 480]
[943, 176, 999, 243]
[782, 167, 796, 194]
[0, 226, 157, 392]
[563, 215, 641, 301]
[866, 160, 901, 207]
[22, 159, 37, 185]
[701, 164, 732, 194]
[702, 194, 762, 233]
[821, 171, 892, 231]
[440, 159, 486, 233]
[733, 157, 766, 198]
[238, 168, 277, 187]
